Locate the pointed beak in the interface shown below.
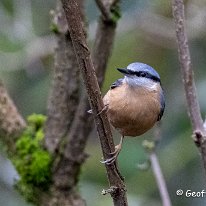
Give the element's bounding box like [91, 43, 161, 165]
[117, 68, 130, 75]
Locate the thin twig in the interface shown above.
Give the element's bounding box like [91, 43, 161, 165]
[143, 124, 172, 206]
[61, 0, 128, 205]
[172, 0, 206, 173]
[150, 153, 171, 206]
[150, 124, 171, 206]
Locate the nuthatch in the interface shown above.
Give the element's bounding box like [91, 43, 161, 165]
[102, 62, 165, 164]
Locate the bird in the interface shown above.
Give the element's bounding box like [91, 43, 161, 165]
[101, 62, 165, 164]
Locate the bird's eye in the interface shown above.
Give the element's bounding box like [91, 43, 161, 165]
[139, 72, 146, 77]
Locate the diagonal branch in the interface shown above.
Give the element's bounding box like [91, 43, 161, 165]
[60, 0, 128, 205]
[42, 1, 86, 205]
[150, 152, 171, 206]
[45, 0, 122, 204]
[52, 0, 121, 200]
[172, 0, 206, 173]
[147, 124, 172, 206]
[0, 80, 26, 154]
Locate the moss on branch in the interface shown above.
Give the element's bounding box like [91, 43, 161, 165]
[12, 114, 52, 203]
[110, 4, 121, 24]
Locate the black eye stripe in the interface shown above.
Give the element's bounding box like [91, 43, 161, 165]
[128, 70, 160, 83]
[149, 75, 161, 83]
[139, 72, 146, 77]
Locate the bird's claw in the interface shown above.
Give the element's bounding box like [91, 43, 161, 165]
[100, 155, 117, 165]
[104, 149, 118, 156]
[100, 146, 121, 165]
[97, 104, 109, 116]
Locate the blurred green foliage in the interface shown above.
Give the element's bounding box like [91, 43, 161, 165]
[1, 0, 206, 206]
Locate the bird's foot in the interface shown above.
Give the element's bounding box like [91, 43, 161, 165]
[97, 104, 109, 116]
[100, 144, 121, 165]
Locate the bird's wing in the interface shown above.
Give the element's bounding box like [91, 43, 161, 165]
[110, 78, 124, 89]
[157, 90, 165, 121]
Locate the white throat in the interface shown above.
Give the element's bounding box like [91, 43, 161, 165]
[124, 76, 158, 91]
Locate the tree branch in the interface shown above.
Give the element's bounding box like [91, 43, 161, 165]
[60, 0, 128, 205]
[51, 0, 121, 198]
[93, 0, 119, 86]
[150, 152, 171, 206]
[42, 1, 86, 205]
[95, 0, 119, 22]
[143, 125, 171, 206]
[0, 80, 26, 154]
[44, 2, 80, 154]
[172, 0, 206, 173]
[146, 124, 172, 206]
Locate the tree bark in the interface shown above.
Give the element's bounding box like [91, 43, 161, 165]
[44, 2, 80, 154]
[42, 2, 86, 205]
[44, 0, 123, 205]
[60, 0, 128, 205]
[0, 80, 26, 154]
[172, 0, 206, 173]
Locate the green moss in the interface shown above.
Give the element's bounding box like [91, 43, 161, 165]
[12, 114, 52, 203]
[50, 22, 60, 34]
[110, 4, 121, 24]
